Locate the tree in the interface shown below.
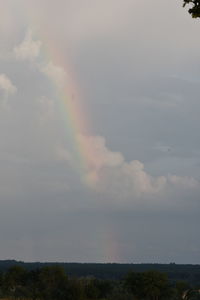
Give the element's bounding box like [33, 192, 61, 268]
[124, 272, 145, 299]
[175, 281, 191, 300]
[142, 271, 173, 300]
[3, 266, 27, 298]
[183, 1, 200, 18]
[108, 282, 134, 300]
[38, 266, 71, 300]
[183, 289, 200, 300]
[125, 271, 173, 300]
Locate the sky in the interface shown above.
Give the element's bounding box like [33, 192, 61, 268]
[0, 0, 200, 264]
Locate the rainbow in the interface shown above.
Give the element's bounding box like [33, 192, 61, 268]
[36, 32, 98, 186]
[39, 41, 121, 261]
[39, 38, 123, 262]
[19, 5, 99, 186]
[15, 6, 122, 263]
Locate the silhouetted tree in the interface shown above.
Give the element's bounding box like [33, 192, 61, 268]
[175, 281, 191, 300]
[3, 266, 27, 298]
[183, 1, 200, 18]
[0, 264, 198, 300]
[38, 266, 71, 300]
[124, 272, 145, 299]
[68, 277, 85, 300]
[125, 270, 173, 300]
[108, 282, 134, 300]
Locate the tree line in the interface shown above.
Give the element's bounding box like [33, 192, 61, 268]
[0, 265, 199, 300]
[1, 261, 200, 285]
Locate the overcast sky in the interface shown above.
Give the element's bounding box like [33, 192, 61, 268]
[0, 0, 200, 263]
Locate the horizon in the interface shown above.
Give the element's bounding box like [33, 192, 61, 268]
[0, 259, 200, 266]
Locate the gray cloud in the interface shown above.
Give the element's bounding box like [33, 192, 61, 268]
[0, 0, 199, 263]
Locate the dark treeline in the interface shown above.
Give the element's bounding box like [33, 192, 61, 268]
[0, 265, 200, 300]
[0, 261, 200, 285]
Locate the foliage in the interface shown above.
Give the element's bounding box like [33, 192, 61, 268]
[107, 282, 134, 300]
[37, 266, 70, 300]
[0, 265, 199, 300]
[183, 0, 200, 18]
[0, 261, 200, 285]
[125, 270, 176, 300]
[175, 280, 191, 299]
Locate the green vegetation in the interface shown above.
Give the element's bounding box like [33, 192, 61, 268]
[183, 0, 200, 18]
[0, 265, 199, 300]
[1, 261, 200, 285]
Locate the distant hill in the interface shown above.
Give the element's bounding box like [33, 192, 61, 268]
[0, 260, 200, 284]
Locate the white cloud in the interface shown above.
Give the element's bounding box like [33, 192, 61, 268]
[14, 29, 41, 61]
[168, 175, 198, 189]
[0, 73, 17, 96]
[77, 134, 162, 194]
[41, 61, 67, 88]
[13, 30, 70, 91]
[79, 135, 124, 171]
[90, 157, 167, 197]
[59, 134, 199, 199]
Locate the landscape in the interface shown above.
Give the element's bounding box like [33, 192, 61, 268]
[0, 260, 200, 299]
[0, 0, 200, 299]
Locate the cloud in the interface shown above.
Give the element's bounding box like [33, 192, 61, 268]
[59, 134, 199, 199]
[168, 175, 198, 189]
[0, 73, 17, 96]
[14, 29, 41, 61]
[41, 61, 67, 88]
[79, 135, 124, 171]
